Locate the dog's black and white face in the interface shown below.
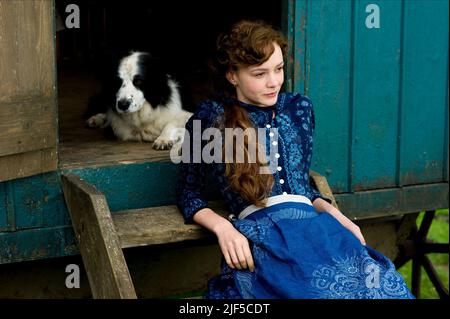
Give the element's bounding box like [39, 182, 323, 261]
[114, 51, 171, 113]
[86, 50, 194, 148]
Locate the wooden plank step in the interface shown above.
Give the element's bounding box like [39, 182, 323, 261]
[112, 202, 230, 249]
[111, 170, 337, 250]
[61, 170, 335, 299]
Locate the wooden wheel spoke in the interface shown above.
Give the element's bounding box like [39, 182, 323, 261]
[420, 255, 449, 299]
[397, 210, 449, 299]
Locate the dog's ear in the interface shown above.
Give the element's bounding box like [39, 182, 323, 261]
[138, 55, 172, 108]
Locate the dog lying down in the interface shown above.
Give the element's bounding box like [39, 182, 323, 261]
[87, 51, 193, 150]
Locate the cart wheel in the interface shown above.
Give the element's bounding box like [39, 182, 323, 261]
[395, 210, 449, 299]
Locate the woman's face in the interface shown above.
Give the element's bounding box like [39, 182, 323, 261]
[228, 43, 284, 107]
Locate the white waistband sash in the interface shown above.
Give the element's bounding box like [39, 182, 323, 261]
[238, 194, 313, 220]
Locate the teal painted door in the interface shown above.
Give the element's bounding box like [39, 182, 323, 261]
[287, 0, 449, 193]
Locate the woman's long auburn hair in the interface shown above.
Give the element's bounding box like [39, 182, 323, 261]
[213, 20, 288, 207]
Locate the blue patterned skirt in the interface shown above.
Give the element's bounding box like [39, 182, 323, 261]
[204, 201, 414, 299]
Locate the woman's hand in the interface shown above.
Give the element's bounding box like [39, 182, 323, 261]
[327, 207, 367, 246]
[212, 220, 255, 272]
[344, 221, 366, 246]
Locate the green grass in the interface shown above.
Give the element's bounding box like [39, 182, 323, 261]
[398, 209, 449, 299]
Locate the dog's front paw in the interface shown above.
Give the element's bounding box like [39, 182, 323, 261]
[87, 114, 107, 128]
[153, 137, 175, 150]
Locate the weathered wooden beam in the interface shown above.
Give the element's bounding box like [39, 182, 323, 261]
[335, 183, 449, 219]
[61, 173, 137, 299]
[113, 202, 229, 249]
[0, 148, 57, 182]
[310, 169, 339, 209]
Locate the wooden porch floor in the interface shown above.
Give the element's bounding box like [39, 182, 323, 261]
[57, 70, 171, 169]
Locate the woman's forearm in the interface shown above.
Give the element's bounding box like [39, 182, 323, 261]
[313, 197, 353, 224]
[193, 207, 232, 235]
[313, 197, 358, 230]
[312, 197, 335, 213]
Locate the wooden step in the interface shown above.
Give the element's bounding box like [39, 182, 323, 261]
[60, 173, 230, 299]
[112, 202, 229, 249]
[61, 170, 336, 299]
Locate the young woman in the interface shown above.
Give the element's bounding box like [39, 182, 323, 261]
[176, 20, 413, 299]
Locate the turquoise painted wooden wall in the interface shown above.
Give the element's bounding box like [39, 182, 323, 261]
[288, 0, 448, 193]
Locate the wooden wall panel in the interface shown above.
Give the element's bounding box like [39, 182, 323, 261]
[0, 1, 19, 100]
[306, 0, 352, 193]
[400, 0, 449, 186]
[351, 0, 402, 191]
[0, 0, 57, 182]
[292, 0, 449, 193]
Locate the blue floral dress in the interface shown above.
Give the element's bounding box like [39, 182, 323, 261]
[176, 93, 414, 299]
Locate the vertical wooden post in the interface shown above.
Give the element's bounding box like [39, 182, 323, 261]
[61, 174, 137, 299]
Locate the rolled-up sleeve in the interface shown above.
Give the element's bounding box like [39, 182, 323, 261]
[309, 181, 333, 205]
[176, 162, 209, 224]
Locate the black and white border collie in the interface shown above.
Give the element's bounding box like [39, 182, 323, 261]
[87, 51, 192, 150]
